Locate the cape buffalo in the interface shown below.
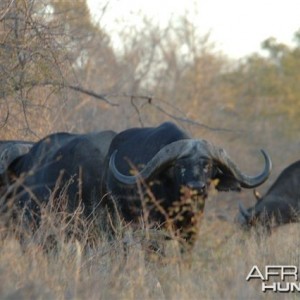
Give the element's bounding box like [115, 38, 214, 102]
[104, 122, 272, 244]
[237, 160, 300, 229]
[1, 130, 116, 229]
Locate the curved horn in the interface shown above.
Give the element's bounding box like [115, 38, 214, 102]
[209, 148, 272, 188]
[0, 143, 33, 175]
[109, 139, 272, 188]
[109, 139, 202, 185]
[238, 202, 251, 220]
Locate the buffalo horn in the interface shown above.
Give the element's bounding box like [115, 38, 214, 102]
[109, 139, 272, 188]
[109, 139, 202, 185]
[238, 202, 251, 220]
[207, 145, 271, 188]
[0, 143, 33, 175]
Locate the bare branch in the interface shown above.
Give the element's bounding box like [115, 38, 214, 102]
[121, 94, 236, 132]
[130, 97, 145, 127]
[68, 84, 118, 106]
[151, 102, 238, 132]
[0, 98, 9, 129]
[18, 80, 119, 106]
[0, 0, 15, 22]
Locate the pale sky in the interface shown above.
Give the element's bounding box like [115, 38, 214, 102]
[87, 0, 300, 59]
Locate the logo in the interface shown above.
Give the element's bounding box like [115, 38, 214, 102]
[246, 265, 300, 293]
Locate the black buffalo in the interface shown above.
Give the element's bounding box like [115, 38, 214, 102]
[103, 122, 272, 244]
[237, 160, 300, 229]
[1, 130, 116, 228]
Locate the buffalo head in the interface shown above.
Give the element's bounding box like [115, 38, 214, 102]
[237, 160, 300, 230]
[237, 194, 300, 230]
[109, 139, 271, 193]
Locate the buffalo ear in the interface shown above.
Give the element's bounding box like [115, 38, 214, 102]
[6, 154, 25, 175]
[213, 166, 241, 192]
[0, 157, 19, 186]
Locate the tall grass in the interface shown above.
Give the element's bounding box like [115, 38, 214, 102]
[0, 197, 299, 300]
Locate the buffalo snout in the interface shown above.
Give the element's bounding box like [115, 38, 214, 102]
[186, 181, 207, 196]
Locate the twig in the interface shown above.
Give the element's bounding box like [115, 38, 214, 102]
[130, 96, 145, 127]
[21, 80, 119, 106]
[119, 93, 238, 132]
[0, 0, 15, 22]
[152, 102, 237, 132]
[0, 98, 9, 129]
[68, 84, 118, 106]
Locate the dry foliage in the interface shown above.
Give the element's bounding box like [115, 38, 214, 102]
[0, 205, 299, 299]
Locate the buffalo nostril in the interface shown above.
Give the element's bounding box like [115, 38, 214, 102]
[186, 182, 206, 193]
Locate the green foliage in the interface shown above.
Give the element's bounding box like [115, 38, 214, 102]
[224, 30, 300, 135]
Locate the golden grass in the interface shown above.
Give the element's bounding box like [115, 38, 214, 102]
[0, 206, 299, 300]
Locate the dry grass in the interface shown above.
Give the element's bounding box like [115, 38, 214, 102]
[0, 202, 299, 300]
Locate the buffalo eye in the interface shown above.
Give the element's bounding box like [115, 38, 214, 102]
[203, 164, 209, 174]
[180, 167, 186, 177]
